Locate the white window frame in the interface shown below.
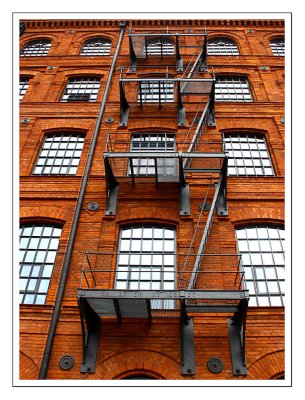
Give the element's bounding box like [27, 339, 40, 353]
[236, 226, 285, 307]
[33, 132, 85, 175]
[21, 39, 51, 57]
[115, 226, 176, 309]
[80, 38, 112, 56]
[223, 133, 274, 176]
[207, 38, 239, 55]
[19, 224, 62, 304]
[215, 77, 252, 102]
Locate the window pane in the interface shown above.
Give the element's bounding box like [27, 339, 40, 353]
[19, 224, 62, 305]
[224, 134, 273, 177]
[236, 226, 284, 307]
[115, 226, 176, 309]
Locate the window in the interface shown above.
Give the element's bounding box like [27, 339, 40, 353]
[61, 76, 101, 102]
[129, 133, 176, 177]
[215, 77, 252, 102]
[223, 133, 274, 176]
[236, 226, 285, 306]
[19, 77, 29, 101]
[207, 38, 239, 55]
[270, 38, 285, 56]
[138, 80, 174, 103]
[145, 37, 175, 55]
[80, 38, 111, 56]
[20, 39, 51, 57]
[33, 132, 85, 175]
[115, 226, 176, 309]
[19, 224, 62, 304]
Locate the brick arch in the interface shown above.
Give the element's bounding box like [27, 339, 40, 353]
[246, 350, 284, 379]
[19, 206, 72, 226]
[88, 349, 181, 380]
[19, 351, 39, 380]
[229, 208, 284, 227]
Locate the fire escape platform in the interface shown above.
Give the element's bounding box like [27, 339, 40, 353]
[104, 152, 227, 216]
[78, 288, 249, 376]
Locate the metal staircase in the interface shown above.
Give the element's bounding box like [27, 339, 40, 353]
[78, 26, 249, 378]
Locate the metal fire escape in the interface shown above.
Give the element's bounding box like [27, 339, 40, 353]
[77, 28, 249, 377]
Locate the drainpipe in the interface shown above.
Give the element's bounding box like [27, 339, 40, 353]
[38, 21, 126, 379]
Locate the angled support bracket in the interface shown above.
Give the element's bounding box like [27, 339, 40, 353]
[199, 30, 208, 72]
[175, 35, 183, 72]
[177, 80, 186, 127]
[216, 157, 228, 216]
[228, 298, 249, 376]
[207, 81, 216, 127]
[119, 80, 130, 126]
[179, 156, 190, 216]
[78, 298, 100, 374]
[180, 300, 196, 375]
[104, 156, 119, 216]
[129, 35, 137, 71]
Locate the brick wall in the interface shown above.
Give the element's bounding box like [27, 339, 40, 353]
[19, 18, 285, 381]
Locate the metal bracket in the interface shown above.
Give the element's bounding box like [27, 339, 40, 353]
[180, 300, 196, 375]
[177, 80, 186, 126]
[216, 157, 228, 216]
[78, 298, 100, 374]
[176, 35, 183, 72]
[104, 156, 119, 216]
[129, 35, 137, 71]
[199, 29, 208, 72]
[228, 298, 249, 376]
[119, 80, 130, 126]
[179, 156, 190, 216]
[207, 81, 216, 127]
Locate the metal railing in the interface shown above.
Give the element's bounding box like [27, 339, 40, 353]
[79, 251, 247, 292]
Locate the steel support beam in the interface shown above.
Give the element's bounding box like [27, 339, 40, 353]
[129, 35, 137, 71]
[104, 157, 119, 216]
[179, 156, 190, 216]
[228, 298, 248, 376]
[199, 31, 208, 72]
[177, 80, 186, 126]
[78, 298, 100, 374]
[78, 289, 249, 301]
[207, 81, 216, 127]
[119, 80, 130, 126]
[175, 35, 183, 72]
[180, 300, 196, 375]
[216, 157, 228, 216]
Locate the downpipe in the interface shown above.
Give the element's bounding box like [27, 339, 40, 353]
[38, 21, 126, 379]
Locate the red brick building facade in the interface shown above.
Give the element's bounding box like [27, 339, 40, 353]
[19, 17, 286, 382]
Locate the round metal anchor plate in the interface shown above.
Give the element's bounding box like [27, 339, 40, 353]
[87, 201, 99, 211]
[207, 357, 224, 374]
[59, 355, 74, 370]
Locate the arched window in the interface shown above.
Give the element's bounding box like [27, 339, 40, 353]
[19, 76, 30, 101]
[145, 37, 174, 55]
[80, 38, 112, 56]
[129, 133, 176, 177]
[61, 76, 101, 102]
[215, 76, 252, 102]
[19, 224, 62, 304]
[116, 226, 176, 309]
[33, 132, 85, 175]
[223, 133, 274, 176]
[20, 39, 51, 57]
[207, 37, 239, 55]
[270, 38, 285, 56]
[236, 226, 285, 306]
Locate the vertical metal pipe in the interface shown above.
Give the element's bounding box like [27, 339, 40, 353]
[38, 22, 126, 380]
